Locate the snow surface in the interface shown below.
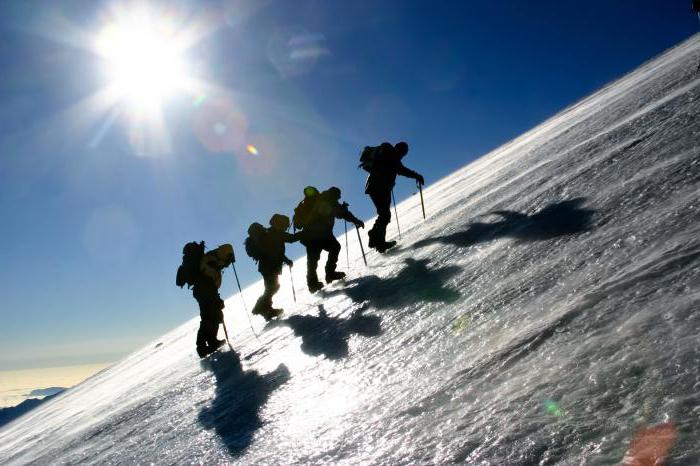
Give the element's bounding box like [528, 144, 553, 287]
[2, 36, 700, 465]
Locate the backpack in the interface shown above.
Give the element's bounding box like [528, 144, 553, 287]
[176, 241, 205, 288]
[293, 196, 318, 230]
[245, 223, 267, 263]
[358, 142, 392, 172]
[200, 244, 234, 289]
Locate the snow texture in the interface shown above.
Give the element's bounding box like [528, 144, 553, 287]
[1, 35, 700, 465]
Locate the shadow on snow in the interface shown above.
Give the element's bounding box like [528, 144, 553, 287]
[198, 351, 290, 458]
[271, 304, 382, 360]
[325, 258, 461, 309]
[412, 198, 595, 249]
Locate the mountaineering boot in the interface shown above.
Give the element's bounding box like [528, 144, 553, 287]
[325, 271, 346, 284]
[213, 339, 226, 350]
[367, 229, 377, 249]
[253, 300, 280, 321]
[376, 240, 397, 253]
[262, 307, 283, 321]
[308, 280, 324, 293]
[197, 339, 225, 358]
[252, 300, 269, 316]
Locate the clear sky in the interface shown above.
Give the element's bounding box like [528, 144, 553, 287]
[0, 0, 697, 371]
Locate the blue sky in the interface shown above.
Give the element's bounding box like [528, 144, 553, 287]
[0, 0, 696, 370]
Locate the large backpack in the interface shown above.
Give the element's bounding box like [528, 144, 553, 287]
[176, 241, 205, 288]
[293, 196, 318, 230]
[245, 223, 267, 263]
[358, 142, 392, 172]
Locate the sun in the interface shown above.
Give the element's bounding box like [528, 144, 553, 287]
[84, 4, 213, 154]
[95, 9, 191, 111]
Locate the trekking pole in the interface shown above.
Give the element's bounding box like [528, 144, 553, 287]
[391, 190, 402, 239]
[344, 220, 350, 267]
[417, 181, 426, 220]
[221, 321, 235, 352]
[288, 264, 296, 303]
[230, 263, 261, 340]
[355, 225, 367, 266]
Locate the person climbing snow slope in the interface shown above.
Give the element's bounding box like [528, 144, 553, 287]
[245, 214, 298, 321]
[293, 186, 364, 292]
[360, 141, 424, 252]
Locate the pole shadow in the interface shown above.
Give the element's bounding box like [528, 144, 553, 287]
[413, 198, 595, 249]
[271, 304, 382, 360]
[325, 258, 461, 309]
[198, 351, 290, 457]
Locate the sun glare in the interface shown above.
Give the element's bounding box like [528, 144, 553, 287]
[96, 11, 190, 110]
[80, 4, 242, 155]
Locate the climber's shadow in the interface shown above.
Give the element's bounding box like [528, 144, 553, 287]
[198, 351, 289, 457]
[413, 198, 595, 249]
[325, 258, 461, 309]
[272, 304, 381, 360]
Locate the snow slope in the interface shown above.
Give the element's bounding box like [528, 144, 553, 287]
[2, 36, 700, 465]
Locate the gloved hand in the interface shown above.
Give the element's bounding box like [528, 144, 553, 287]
[355, 220, 365, 229]
[415, 174, 425, 186]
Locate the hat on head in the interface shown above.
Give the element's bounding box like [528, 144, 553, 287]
[394, 141, 409, 157]
[303, 186, 319, 197]
[327, 186, 341, 199]
[269, 214, 290, 231]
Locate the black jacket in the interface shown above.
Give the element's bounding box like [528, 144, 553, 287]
[296, 191, 362, 241]
[258, 229, 296, 274]
[365, 147, 419, 194]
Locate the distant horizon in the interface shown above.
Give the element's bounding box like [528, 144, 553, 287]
[0, 353, 118, 372]
[0, 362, 112, 408]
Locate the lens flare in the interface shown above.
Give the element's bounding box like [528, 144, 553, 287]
[623, 423, 677, 465]
[452, 315, 470, 334]
[246, 144, 259, 156]
[193, 96, 249, 153]
[544, 400, 563, 417]
[193, 93, 208, 108]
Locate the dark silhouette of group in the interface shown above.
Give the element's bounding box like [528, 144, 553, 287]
[177, 141, 423, 357]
